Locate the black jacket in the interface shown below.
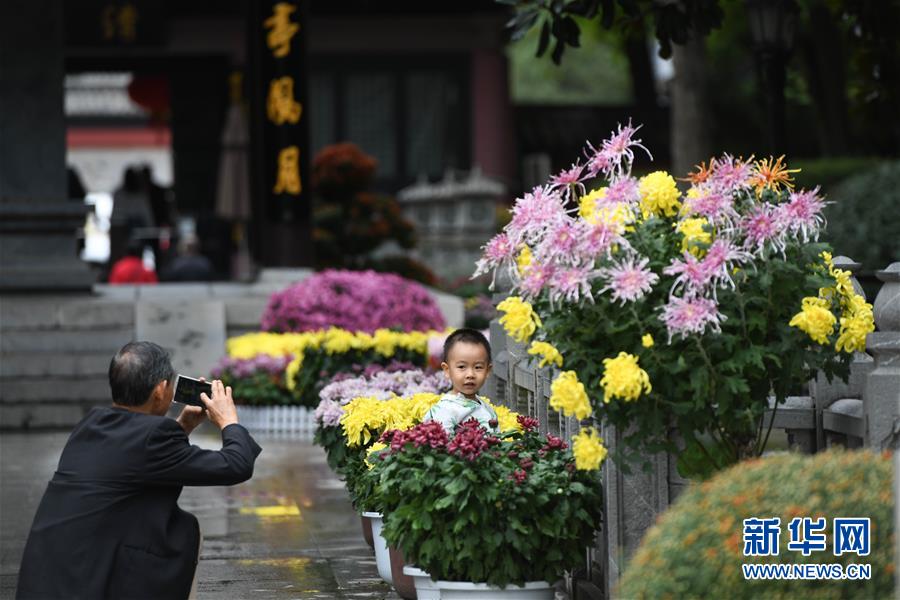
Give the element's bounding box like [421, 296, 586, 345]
[16, 406, 262, 600]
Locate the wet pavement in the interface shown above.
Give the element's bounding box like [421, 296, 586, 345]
[0, 427, 400, 599]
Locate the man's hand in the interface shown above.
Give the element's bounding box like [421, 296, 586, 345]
[199, 379, 239, 430]
[176, 405, 207, 435]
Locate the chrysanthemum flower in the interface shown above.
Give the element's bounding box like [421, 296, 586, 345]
[600, 352, 651, 403]
[835, 294, 874, 353]
[497, 296, 542, 343]
[659, 296, 727, 341]
[641, 334, 654, 348]
[584, 120, 651, 178]
[779, 187, 825, 242]
[548, 265, 595, 304]
[528, 340, 564, 368]
[365, 442, 388, 469]
[709, 154, 754, 191]
[518, 263, 556, 299]
[751, 155, 800, 197]
[572, 427, 608, 470]
[507, 185, 566, 246]
[597, 256, 659, 304]
[675, 217, 712, 255]
[516, 245, 533, 276]
[788, 296, 836, 345]
[639, 171, 681, 218]
[550, 370, 592, 419]
[742, 204, 787, 255]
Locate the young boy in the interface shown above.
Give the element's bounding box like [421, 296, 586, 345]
[423, 328, 498, 433]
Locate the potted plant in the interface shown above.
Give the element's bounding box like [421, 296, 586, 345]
[373, 416, 605, 598]
[475, 123, 874, 476]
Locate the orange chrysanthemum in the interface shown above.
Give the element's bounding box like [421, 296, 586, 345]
[681, 158, 716, 185]
[752, 155, 800, 197]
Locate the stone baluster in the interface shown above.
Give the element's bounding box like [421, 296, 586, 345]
[866, 263, 900, 450]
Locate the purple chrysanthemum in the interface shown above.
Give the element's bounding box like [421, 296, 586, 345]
[742, 204, 787, 255]
[778, 187, 826, 242]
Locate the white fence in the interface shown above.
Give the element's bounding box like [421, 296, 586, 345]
[236, 405, 316, 439]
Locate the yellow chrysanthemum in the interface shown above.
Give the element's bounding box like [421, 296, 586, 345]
[600, 352, 651, 403]
[641, 334, 654, 348]
[497, 296, 542, 343]
[365, 442, 388, 469]
[549, 371, 592, 420]
[572, 426, 607, 471]
[675, 217, 712, 256]
[578, 187, 607, 220]
[489, 402, 524, 433]
[639, 171, 681, 219]
[517, 246, 533, 276]
[789, 296, 836, 345]
[528, 341, 563, 368]
[835, 294, 874, 353]
[323, 328, 356, 354]
[407, 392, 442, 422]
[340, 396, 386, 447]
[372, 329, 398, 357]
[284, 354, 302, 391]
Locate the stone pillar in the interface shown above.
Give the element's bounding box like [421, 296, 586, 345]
[867, 263, 900, 449]
[0, 0, 94, 290]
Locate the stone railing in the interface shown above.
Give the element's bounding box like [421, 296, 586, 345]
[484, 259, 900, 600]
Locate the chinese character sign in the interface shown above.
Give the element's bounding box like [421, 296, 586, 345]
[742, 516, 871, 558]
[250, 0, 311, 262]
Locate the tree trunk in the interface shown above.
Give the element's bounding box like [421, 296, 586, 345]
[670, 36, 713, 177]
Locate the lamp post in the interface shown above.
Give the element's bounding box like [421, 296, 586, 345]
[746, 0, 799, 155]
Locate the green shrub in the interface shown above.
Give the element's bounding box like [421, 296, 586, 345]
[792, 157, 883, 194]
[821, 161, 900, 275]
[619, 449, 894, 599]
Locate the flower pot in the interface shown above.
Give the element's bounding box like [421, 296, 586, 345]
[360, 513, 374, 549]
[435, 579, 555, 599]
[402, 566, 439, 600]
[363, 511, 392, 585]
[389, 546, 417, 599]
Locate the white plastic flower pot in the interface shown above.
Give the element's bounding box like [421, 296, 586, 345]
[363, 511, 393, 585]
[435, 579, 555, 599]
[402, 565, 439, 600]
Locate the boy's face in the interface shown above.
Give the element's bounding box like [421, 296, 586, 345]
[442, 341, 492, 398]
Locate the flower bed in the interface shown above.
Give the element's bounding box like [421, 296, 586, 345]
[261, 269, 446, 334]
[476, 122, 874, 475]
[370, 417, 605, 587]
[217, 328, 442, 407]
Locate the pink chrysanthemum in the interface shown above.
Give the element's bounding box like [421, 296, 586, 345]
[778, 187, 826, 242]
[664, 240, 749, 298]
[598, 256, 659, 304]
[577, 220, 625, 259]
[548, 264, 595, 304]
[538, 220, 582, 263]
[709, 155, 754, 192]
[742, 203, 787, 255]
[473, 232, 516, 280]
[603, 177, 641, 205]
[682, 189, 737, 225]
[549, 162, 586, 198]
[659, 296, 727, 341]
[585, 121, 652, 178]
[507, 185, 566, 246]
[518, 263, 556, 299]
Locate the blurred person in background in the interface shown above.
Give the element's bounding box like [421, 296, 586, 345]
[109, 238, 158, 284]
[161, 234, 214, 282]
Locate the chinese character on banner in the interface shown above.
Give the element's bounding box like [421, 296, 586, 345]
[834, 518, 871, 556]
[101, 2, 138, 43]
[266, 77, 302, 125]
[263, 2, 299, 58]
[273, 146, 302, 195]
[743, 518, 781, 556]
[787, 517, 827, 556]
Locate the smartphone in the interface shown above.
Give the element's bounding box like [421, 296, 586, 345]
[173, 375, 212, 408]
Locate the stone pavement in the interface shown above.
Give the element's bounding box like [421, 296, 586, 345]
[0, 428, 400, 599]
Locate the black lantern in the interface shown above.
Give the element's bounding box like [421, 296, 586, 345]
[746, 0, 799, 154]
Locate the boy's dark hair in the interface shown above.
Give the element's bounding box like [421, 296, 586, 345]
[442, 328, 492, 363]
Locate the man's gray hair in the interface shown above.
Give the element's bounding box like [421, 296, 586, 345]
[108, 342, 175, 406]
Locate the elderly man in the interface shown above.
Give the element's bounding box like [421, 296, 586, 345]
[16, 341, 262, 600]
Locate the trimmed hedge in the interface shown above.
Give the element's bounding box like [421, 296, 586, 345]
[619, 449, 894, 599]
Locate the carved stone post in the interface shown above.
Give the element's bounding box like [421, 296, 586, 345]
[865, 263, 900, 450]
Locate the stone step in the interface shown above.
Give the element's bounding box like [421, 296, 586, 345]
[0, 328, 134, 353]
[0, 352, 111, 377]
[0, 403, 91, 429]
[0, 376, 108, 402]
[0, 297, 134, 331]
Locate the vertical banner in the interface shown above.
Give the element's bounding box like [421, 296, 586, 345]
[249, 0, 313, 265]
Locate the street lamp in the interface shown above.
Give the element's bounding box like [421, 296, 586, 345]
[746, 0, 799, 155]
